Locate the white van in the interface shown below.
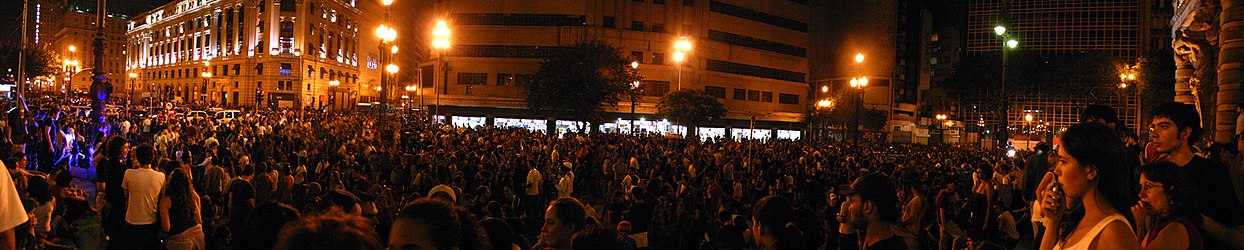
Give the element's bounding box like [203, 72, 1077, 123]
[214, 110, 241, 123]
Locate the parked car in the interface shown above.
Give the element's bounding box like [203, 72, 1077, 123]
[214, 110, 241, 124]
[187, 110, 209, 121]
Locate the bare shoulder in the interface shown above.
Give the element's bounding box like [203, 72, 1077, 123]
[1094, 219, 1140, 250]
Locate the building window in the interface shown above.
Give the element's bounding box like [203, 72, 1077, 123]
[652, 23, 665, 33]
[632, 51, 644, 63]
[258, 81, 263, 89]
[603, 16, 615, 28]
[778, 93, 799, 104]
[762, 91, 773, 102]
[709, 0, 807, 32]
[652, 53, 665, 65]
[631, 21, 644, 31]
[642, 80, 670, 96]
[706, 59, 805, 82]
[515, 74, 534, 86]
[497, 73, 513, 86]
[747, 90, 760, 101]
[453, 13, 587, 26]
[684, 0, 694, 6]
[733, 88, 746, 100]
[457, 73, 487, 85]
[654, 0, 665, 4]
[232, 64, 240, 75]
[707, 30, 806, 57]
[256, 63, 263, 75]
[704, 86, 726, 98]
[280, 63, 292, 76]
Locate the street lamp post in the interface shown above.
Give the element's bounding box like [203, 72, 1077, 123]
[128, 72, 137, 108]
[673, 37, 692, 90]
[432, 20, 451, 122]
[850, 76, 868, 143]
[850, 53, 866, 143]
[995, 25, 1018, 145]
[328, 79, 340, 110]
[1024, 113, 1034, 149]
[630, 61, 640, 134]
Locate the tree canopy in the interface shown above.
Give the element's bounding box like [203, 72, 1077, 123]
[525, 41, 641, 129]
[0, 42, 60, 81]
[657, 89, 727, 136]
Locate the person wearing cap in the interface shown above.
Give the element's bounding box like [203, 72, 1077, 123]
[842, 174, 907, 250]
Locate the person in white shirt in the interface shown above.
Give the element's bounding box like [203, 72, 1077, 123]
[122, 144, 166, 249]
[0, 162, 29, 249]
[525, 165, 543, 218]
[556, 162, 574, 198]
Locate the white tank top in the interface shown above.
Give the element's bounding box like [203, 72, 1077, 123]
[1054, 214, 1132, 250]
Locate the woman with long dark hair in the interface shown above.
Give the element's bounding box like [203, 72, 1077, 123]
[1038, 123, 1139, 250]
[160, 166, 204, 250]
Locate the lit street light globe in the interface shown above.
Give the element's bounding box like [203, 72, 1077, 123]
[994, 25, 1006, 36]
[1006, 39, 1018, 49]
[855, 53, 864, 63]
[386, 64, 399, 74]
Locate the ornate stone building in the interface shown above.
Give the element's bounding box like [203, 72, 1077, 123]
[1171, 0, 1244, 143]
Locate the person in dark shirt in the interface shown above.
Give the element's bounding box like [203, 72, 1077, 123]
[7, 93, 28, 154]
[96, 135, 130, 249]
[842, 174, 907, 250]
[1148, 102, 1244, 248]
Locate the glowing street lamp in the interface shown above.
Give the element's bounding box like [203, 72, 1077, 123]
[673, 36, 692, 90]
[329, 80, 340, 86]
[994, 25, 1006, 36]
[381, 0, 393, 6]
[855, 53, 864, 64]
[386, 64, 399, 74]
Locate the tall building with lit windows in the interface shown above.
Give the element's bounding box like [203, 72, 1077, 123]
[965, 0, 1162, 141]
[125, 0, 389, 109]
[55, 6, 130, 94]
[421, 0, 809, 138]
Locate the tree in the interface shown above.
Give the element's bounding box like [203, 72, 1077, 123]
[657, 89, 727, 137]
[526, 41, 641, 131]
[1138, 50, 1176, 134]
[0, 41, 61, 81]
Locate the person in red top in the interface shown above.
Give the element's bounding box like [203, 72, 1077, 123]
[1132, 162, 1202, 250]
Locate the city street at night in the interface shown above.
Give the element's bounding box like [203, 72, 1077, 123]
[1, 0, 1243, 250]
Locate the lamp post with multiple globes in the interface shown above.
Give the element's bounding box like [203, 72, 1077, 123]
[850, 53, 866, 143]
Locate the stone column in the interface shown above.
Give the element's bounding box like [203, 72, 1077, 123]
[1175, 61, 1197, 104]
[1219, 0, 1244, 142]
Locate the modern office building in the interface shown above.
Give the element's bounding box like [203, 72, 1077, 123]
[125, 0, 390, 109]
[421, 0, 809, 138]
[966, 0, 1154, 141]
[810, 0, 931, 142]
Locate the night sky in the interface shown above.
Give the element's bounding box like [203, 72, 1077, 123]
[1, 0, 175, 44]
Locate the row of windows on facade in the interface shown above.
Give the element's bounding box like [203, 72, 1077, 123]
[450, 72, 799, 105]
[449, 1, 806, 34]
[139, 63, 357, 84]
[704, 86, 799, 104]
[143, 79, 311, 93]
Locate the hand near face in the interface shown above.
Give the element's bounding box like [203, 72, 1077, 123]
[1040, 184, 1065, 227]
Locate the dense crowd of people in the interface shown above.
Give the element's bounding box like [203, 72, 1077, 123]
[0, 93, 1241, 250]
